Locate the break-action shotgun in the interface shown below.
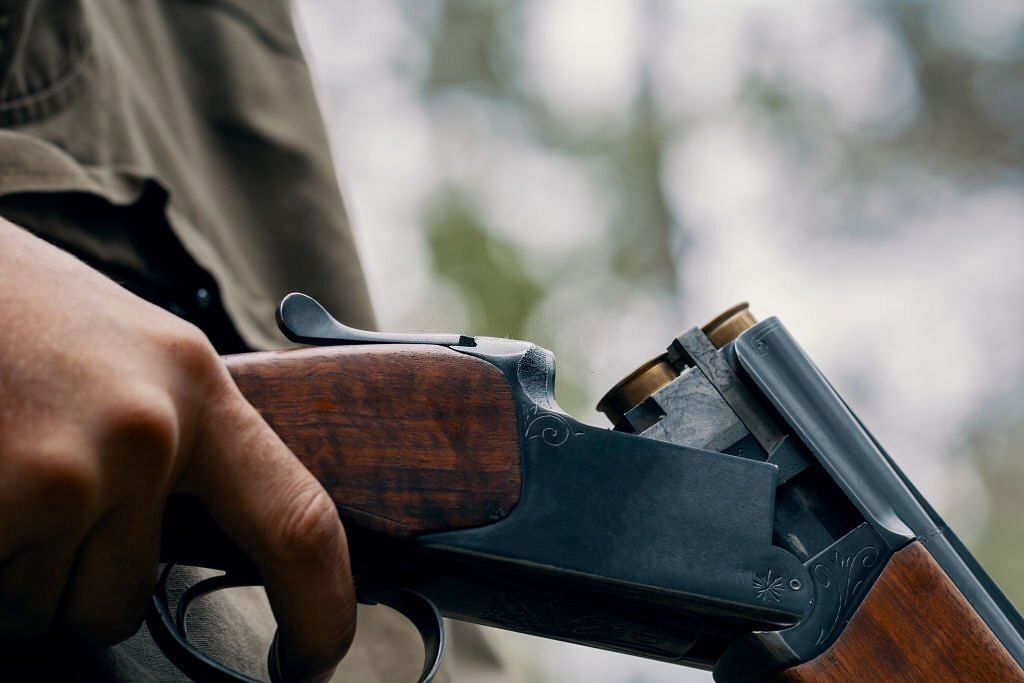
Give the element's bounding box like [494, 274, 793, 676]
[152, 294, 1024, 681]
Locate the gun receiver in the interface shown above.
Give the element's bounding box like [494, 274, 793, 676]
[155, 295, 1024, 682]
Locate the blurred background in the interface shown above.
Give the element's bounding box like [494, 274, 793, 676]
[293, 1, 1024, 680]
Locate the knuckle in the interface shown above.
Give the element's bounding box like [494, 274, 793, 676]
[23, 448, 98, 511]
[163, 324, 221, 383]
[101, 391, 179, 459]
[274, 486, 344, 564]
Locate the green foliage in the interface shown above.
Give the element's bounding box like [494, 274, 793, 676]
[424, 190, 543, 338]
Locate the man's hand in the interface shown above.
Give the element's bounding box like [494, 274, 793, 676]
[0, 219, 355, 681]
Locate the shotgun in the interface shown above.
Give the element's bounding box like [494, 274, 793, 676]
[152, 294, 1024, 682]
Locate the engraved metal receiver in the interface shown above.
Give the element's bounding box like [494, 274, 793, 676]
[150, 296, 1024, 682]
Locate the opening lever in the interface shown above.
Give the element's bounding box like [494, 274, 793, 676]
[276, 293, 475, 347]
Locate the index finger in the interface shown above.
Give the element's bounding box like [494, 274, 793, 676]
[177, 379, 356, 682]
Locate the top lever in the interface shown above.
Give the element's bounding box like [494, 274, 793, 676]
[276, 293, 475, 347]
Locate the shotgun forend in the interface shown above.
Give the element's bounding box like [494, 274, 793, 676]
[153, 296, 1024, 682]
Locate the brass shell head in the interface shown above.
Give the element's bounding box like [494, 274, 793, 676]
[596, 354, 678, 428]
[701, 302, 757, 349]
[595, 303, 757, 427]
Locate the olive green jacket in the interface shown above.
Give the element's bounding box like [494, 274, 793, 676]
[0, 0, 375, 348]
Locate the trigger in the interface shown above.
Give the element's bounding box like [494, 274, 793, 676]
[358, 586, 446, 683]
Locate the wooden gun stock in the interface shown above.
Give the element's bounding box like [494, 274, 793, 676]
[777, 542, 1023, 681]
[226, 344, 523, 537]
[160, 343, 523, 569]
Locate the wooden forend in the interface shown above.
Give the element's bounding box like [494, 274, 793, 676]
[776, 542, 1024, 682]
[227, 344, 522, 537]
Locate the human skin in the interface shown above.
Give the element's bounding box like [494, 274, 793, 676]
[0, 218, 355, 682]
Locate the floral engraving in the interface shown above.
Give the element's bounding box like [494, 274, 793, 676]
[523, 404, 582, 447]
[813, 545, 880, 645]
[753, 569, 785, 602]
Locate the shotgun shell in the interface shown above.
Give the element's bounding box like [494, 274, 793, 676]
[701, 302, 757, 349]
[596, 303, 757, 428]
[596, 354, 679, 428]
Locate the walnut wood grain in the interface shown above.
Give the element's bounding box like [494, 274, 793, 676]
[775, 542, 1024, 682]
[226, 344, 522, 537]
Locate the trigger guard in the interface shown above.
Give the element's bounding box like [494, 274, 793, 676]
[357, 585, 447, 683]
[147, 565, 447, 683]
[147, 564, 264, 683]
